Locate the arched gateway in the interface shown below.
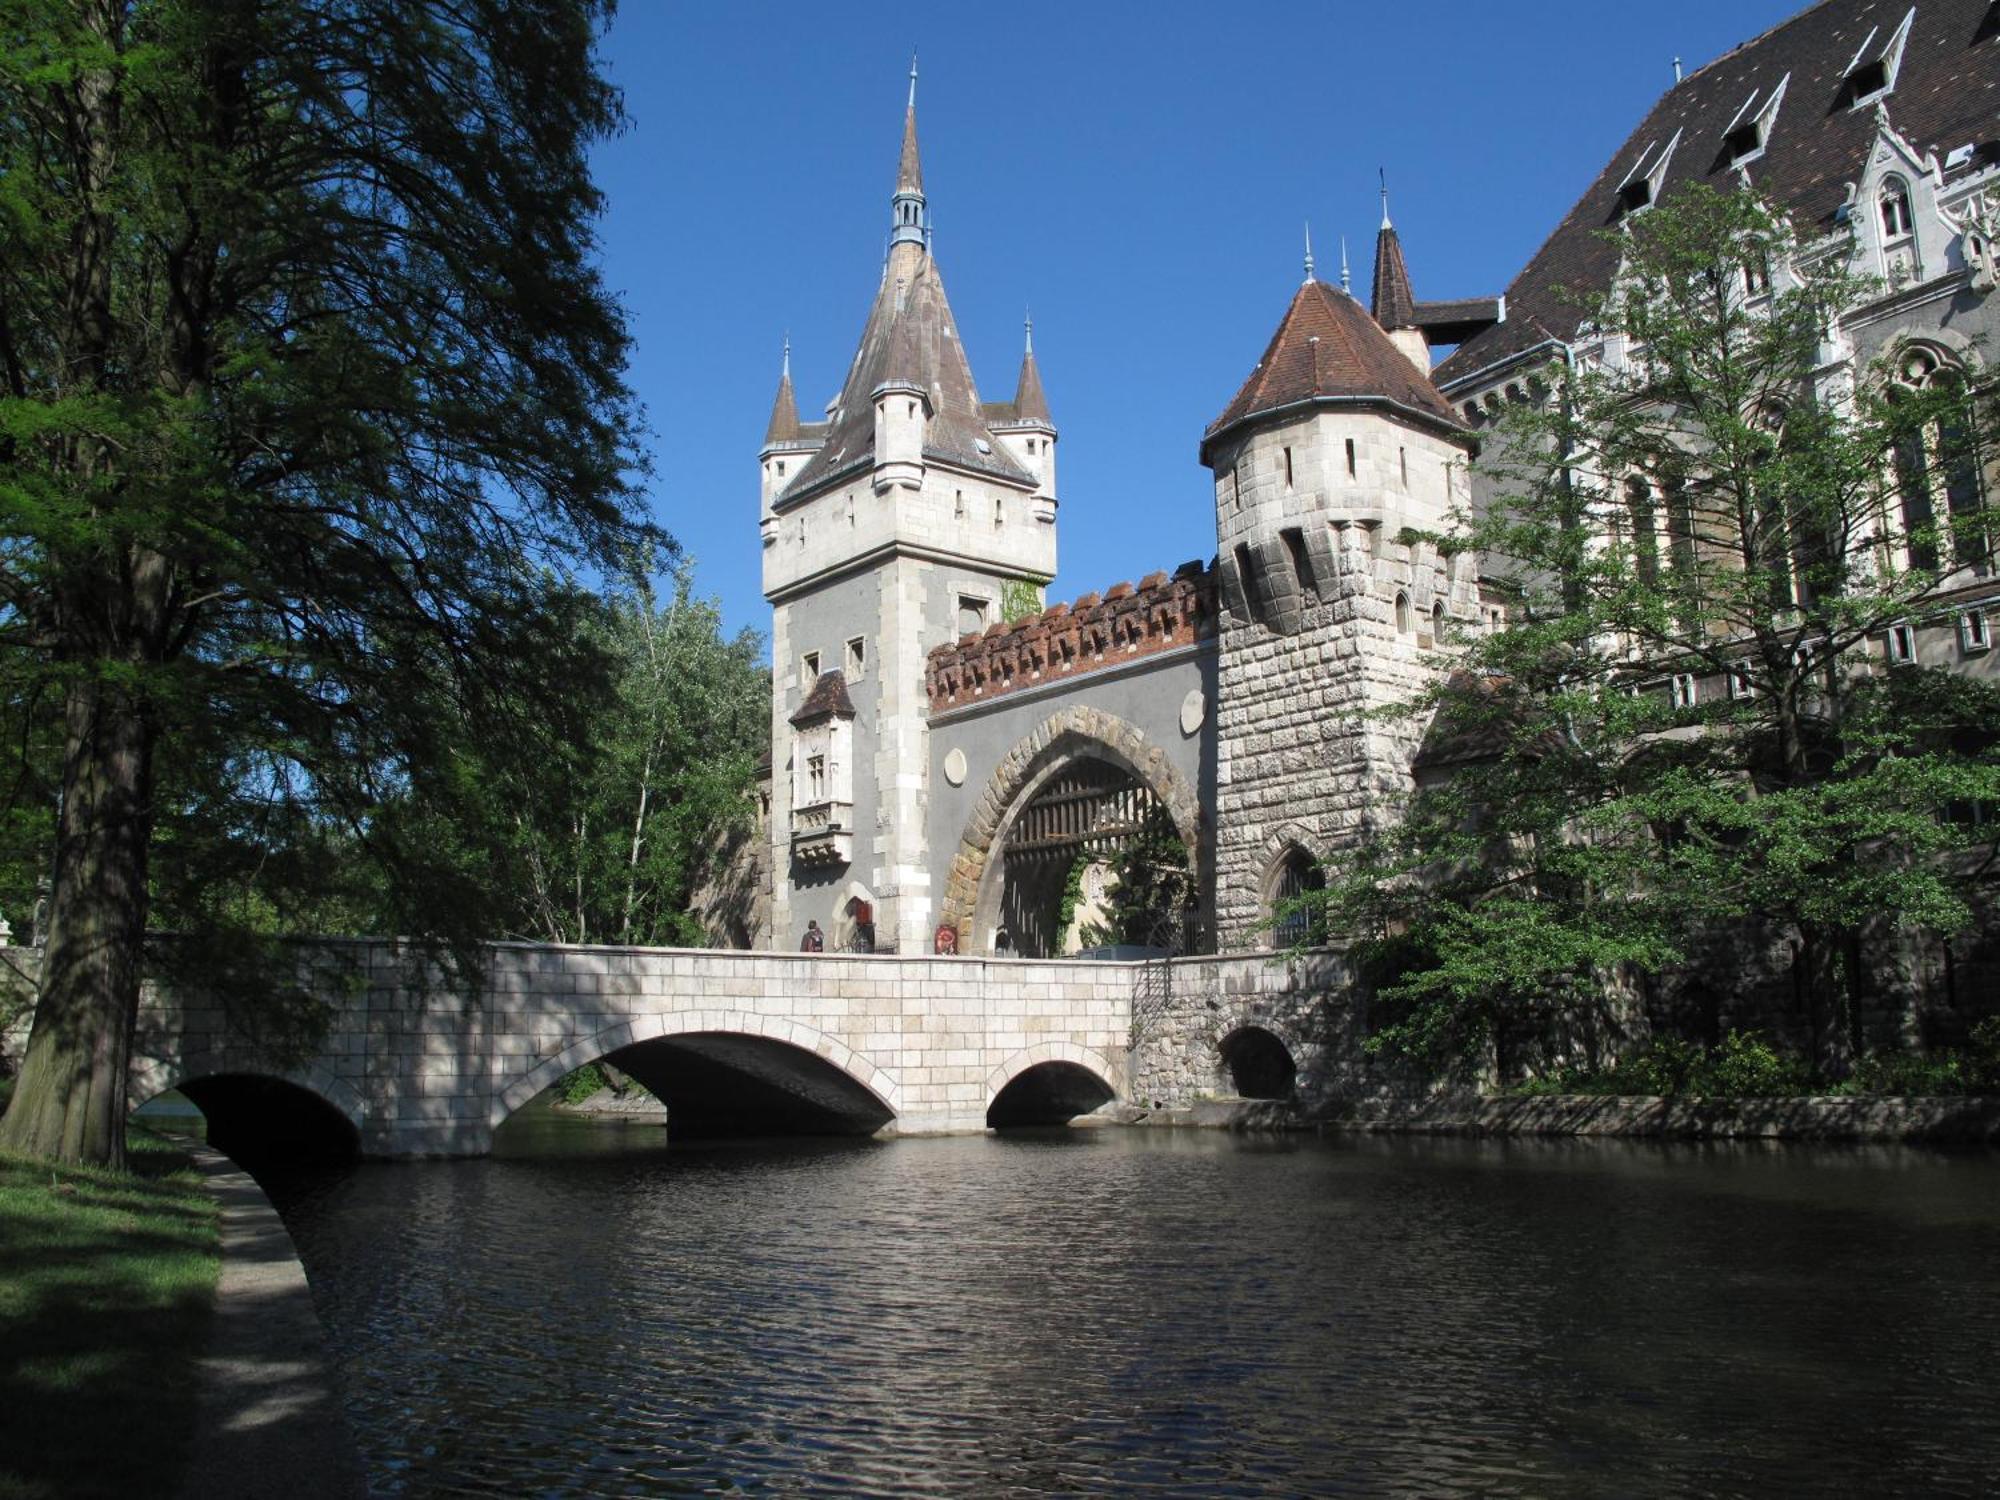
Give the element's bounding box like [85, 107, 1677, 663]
[939, 707, 1209, 956]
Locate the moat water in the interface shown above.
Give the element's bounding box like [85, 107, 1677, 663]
[265, 1110, 2000, 1497]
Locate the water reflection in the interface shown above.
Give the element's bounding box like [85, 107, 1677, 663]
[269, 1112, 2000, 1497]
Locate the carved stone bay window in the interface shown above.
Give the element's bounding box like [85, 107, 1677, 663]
[790, 669, 857, 867]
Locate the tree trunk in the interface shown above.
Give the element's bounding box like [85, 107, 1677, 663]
[0, 676, 158, 1167]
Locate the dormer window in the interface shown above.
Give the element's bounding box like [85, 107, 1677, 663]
[1720, 75, 1788, 169]
[1614, 131, 1681, 220]
[1837, 8, 1913, 109]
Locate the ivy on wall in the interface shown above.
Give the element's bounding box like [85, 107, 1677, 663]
[1000, 578, 1046, 622]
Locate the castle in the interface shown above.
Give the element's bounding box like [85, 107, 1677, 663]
[754, 0, 2000, 976]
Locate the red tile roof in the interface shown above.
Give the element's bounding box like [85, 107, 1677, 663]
[1203, 280, 1465, 460]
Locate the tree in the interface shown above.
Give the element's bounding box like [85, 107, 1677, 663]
[1314, 184, 2000, 1079]
[0, 0, 658, 1165]
[502, 565, 767, 949]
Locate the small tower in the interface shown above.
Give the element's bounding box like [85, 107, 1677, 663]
[989, 315, 1058, 517]
[1200, 247, 1478, 949]
[759, 339, 818, 537]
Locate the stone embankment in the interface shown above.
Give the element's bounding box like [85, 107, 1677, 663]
[180, 1147, 368, 1500]
[1135, 1093, 2000, 1144]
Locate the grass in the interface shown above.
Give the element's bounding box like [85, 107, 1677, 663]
[0, 1124, 218, 1500]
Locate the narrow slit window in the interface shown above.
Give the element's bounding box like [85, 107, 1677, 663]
[1284, 446, 1294, 488]
[1345, 438, 1356, 477]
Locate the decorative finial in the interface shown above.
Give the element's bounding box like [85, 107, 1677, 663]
[1303, 221, 1315, 284]
[1339, 236, 1352, 293]
[1379, 167, 1391, 230]
[782, 333, 791, 379]
[1024, 308, 1033, 356]
[908, 51, 919, 111]
[1672, 55, 1683, 84]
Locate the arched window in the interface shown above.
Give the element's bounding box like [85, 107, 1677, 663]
[1887, 346, 1988, 575]
[1878, 177, 1919, 283]
[1880, 178, 1914, 238]
[1395, 592, 1412, 633]
[1266, 845, 1325, 949]
[1431, 600, 1447, 639]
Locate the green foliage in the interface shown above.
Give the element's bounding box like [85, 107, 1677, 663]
[1080, 808, 1196, 952]
[1313, 184, 2000, 1077]
[477, 564, 768, 947]
[1840, 1018, 2000, 1095]
[0, 1, 660, 1160]
[1512, 1031, 1808, 1098]
[1000, 577, 1046, 623]
[1054, 852, 1092, 949]
[557, 1063, 609, 1105]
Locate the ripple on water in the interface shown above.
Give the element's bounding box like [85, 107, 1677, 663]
[266, 1123, 2000, 1498]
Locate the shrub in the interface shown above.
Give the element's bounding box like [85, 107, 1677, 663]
[557, 1063, 608, 1105]
[1693, 1030, 1808, 1098]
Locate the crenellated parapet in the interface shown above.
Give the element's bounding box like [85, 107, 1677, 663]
[926, 560, 1216, 713]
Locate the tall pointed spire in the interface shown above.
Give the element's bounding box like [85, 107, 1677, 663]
[764, 335, 800, 445]
[1014, 310, 1051, 424]
[1303, 222, 1315, 284]
[890, 54, 927, 252]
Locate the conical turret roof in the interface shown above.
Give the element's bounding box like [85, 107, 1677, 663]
[1371, 222, 1418, 331]
[764, 350, 800, 445]
[1012, 328, 1051, 425]
[1202, 279, 1462, 461]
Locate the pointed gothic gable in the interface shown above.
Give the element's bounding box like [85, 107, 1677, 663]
[1437, 0, 2000, 389]
[1202, 280, 1463, 460]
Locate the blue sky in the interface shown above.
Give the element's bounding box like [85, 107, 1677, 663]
[591, 0, 1804, 644]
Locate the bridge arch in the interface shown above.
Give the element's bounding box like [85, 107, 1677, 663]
[134, 1060, 365, 1167]
[941, 706, 1208, 955]
[492, 1009, 901, 1136]
[984, 1040, 1122, 1128]
[134, 1053, 367, 1135]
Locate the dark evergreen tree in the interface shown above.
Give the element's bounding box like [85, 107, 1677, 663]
[0, 0, 657, 1164]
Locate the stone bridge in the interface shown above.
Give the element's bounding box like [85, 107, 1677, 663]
[96, 940, 1363, 1158]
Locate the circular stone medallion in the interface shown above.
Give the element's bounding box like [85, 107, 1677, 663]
[943, 747, 968, 786]
[1179, 689, 1206, 736]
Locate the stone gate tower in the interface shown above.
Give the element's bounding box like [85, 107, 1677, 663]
[760, 73, 1058, 954]
[1200, 216, 1483, 949]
